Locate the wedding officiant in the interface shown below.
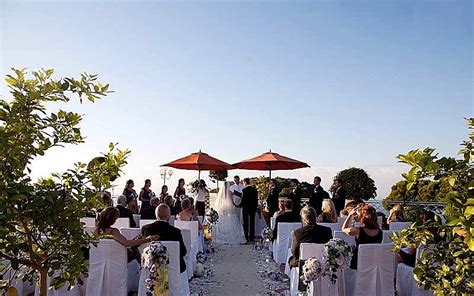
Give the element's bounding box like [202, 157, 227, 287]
[230, 175, 244, 221]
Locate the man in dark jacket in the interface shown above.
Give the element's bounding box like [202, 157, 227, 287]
[241, 178, 259, 242]
[141, 204, 187, 273]
[266, 179, 280, 217]
[288, 206, 333, 268]
[309, 176, 328, 215]
[288, 179, 302, 215]
[272, 199, 301, 241]
[116, 195, 136, 228]
[332, 178, 346, 215]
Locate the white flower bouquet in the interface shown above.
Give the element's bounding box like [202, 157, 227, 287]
[142, 242, 170, 295]
[322, 238, 353, 284]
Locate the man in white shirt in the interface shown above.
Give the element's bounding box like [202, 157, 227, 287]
[229, 175, 244, 222]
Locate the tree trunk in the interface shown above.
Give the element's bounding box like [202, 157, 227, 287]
[39, 269, 47, 296]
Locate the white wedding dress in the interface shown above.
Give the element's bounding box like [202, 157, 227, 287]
[212, 182, 246, 245]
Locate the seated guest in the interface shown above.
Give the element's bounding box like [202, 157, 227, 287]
[273, 197, 286, 218]
[272, 199, 301, 241]
[141, 197, 160, 220]
[94, 207, 158, 247]
[159, 185, 170, 204]
[288, 206, 333, 267]
[387, 204, 405, 224]
[172, 195, 184, 216]
[318, 199, 338, 223]
[340, 200, 364, 218]
[141, 204, 187, 274]
[343, 204, 382, 269]
[178, 198, 203, 229]
[116, 195, 137, 228]
[102, 191, 113, 207]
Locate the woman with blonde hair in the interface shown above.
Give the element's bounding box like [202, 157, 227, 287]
[318, 199, 337, 223]
[387, 204, 405, 223]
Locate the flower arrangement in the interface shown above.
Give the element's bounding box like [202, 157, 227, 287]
[196, 251, 207, 264]
[206, 208, 219, 224]
[142, 242, 170, 296]
[301, 257, 324, 283]
[322, 238, 353, 284]
[261, 227, 273, 242]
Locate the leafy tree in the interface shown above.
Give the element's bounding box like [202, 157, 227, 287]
[0, 68, 130, 295]
[391, 118, 473, 295]
[209, 170, 228, 189]
[330, 167, 377, 200]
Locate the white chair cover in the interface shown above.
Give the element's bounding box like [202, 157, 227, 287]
[318, 222, 342, 235]
[272, 222, 302, 264]
[197, 216, 204, 224]
[34, 274, 81, 296]
[138, 241, 189, 296]
[139, 219, 156, 228]
[382, 230, 394, 243]
[174, 220, 199, 264]
[86, 239, 127, 296]
[270, 217, 276, 230]
[345, 243, 396, 296]
[84, 226, 95, 234]
[180, 229, 194, 280]
[120, 227, 141, 240]
[80, 217, 95, 227]
[389, 222, 412, 231]
[378, 216, 383, 229]
[255, 212, 266, 236]
[112, 217, 130, 228]
[133, 214, 141, 228]
[337, 217, 346, 223]
[169, 215, 176, 226]
[396, 245, 434, 296]
[333, 231, 356, 248]
[284, 231, 296, 276]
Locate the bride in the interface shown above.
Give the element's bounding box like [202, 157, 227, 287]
[212, 181, 246, 245]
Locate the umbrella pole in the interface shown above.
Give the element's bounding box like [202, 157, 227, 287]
[198, 170, 201, 180]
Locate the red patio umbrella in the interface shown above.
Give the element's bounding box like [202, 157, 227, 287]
[233, 150, 310, 178]
[161, 150, 234, 179]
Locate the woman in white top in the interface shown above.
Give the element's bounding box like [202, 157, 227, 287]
[195, 179, 209, 216]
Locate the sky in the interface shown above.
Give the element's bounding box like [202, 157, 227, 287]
[1, 0, 472, 199]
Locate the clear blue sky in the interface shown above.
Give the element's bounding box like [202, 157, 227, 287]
[1, 0, 472, 198]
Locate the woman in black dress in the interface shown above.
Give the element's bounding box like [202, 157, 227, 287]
[173, 178, 186, 215]
[139, 179, 154, 214]
[342, 204, 383, 269]
[123, 179, 138, 214]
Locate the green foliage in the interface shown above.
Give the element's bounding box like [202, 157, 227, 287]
[330, 167, 377, 200]
[209, 170, 228, 189]
[0, 68, 130, 295]
[248, 176, 314, 201]
[390, 118, 474, 295]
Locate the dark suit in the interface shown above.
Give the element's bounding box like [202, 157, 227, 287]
[116, 205, 136, 228]
[288, 186, 302, 215]
[332, 187, 346, 215]
[309, 186, 328, 215]
[140, 206, 157, 220]
[241, 185, 258, 241]
[272, 211, 301, 241]
[288, 224, 333, 267]
[141, 220, 187, 273]
[266, 186, 280, 217]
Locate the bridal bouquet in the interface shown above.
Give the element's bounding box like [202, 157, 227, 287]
[142, 242, 170, 296]
[322, 238, 353, 284]
[261, 227, 273, 242]
[206, 208, 219, 224]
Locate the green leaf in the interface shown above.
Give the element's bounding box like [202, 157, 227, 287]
[465, 206, 474, 217]
[448, 176, 456, 187]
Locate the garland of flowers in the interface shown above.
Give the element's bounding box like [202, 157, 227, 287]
[206, 208, 219, 225]
[261, 227, 273, 242]
[142, 242, 170, 296]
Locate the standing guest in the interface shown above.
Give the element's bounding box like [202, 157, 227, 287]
[123, 179, 138, 213]
[309, 176, 327, 215]
[288, 206, 333, 268]
[139, 179, 154, 215]
[141, 204, 188, 274]
[272, 199, 301, 241]
[116, 195, 137, 228]
[387, 204, 406, 224]
[241, 178, 258, 243]
[159, 185, 170, 204]
[273, 197, 286, 218]
[288, 179, 302, 215]
[332, 178, 346, 216]
[230, 175, 244, 221]
[318, 199, 338, 223]
[195, 179, 209, 216]
[266, 179, 280, 217]
[95, 207, 158, 247]
[173, 179, 186, 214]
[343, 204, 382, 269]
[141, 197, 160, 220]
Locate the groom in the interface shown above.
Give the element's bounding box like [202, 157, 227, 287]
[241, 178, 258, 243]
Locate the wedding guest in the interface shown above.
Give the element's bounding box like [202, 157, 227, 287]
[339, 200, 363, 218]
[343, 204, 382, 269]
[273, 197, 286, 218]
[318, 199, 338, 223]
[288, 206, 333, 267]
[139, 179, 154, 215]
[178, 198, 203, 230]
[116, 195, 136, 228]
[266, 179, 280, 217]
[272, 199, 301, 241]
[95, 207, 158, 247]
[288, 179, 302, 215]
[101, 191, 113, 207]
[164, 195, 177, 214]
[173, 179, 186, 214]
[331, 178, 346, 215]
[241, 178, 258, 243]
[387, 204, 406, 224]
[141, 197, 160, 220]
[195, 179, 209, 216]
[159, 185, 170, 204]
[141, 204, 187, 273]
[309, 176, 328, 215]
[123, 179, 138, 213]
